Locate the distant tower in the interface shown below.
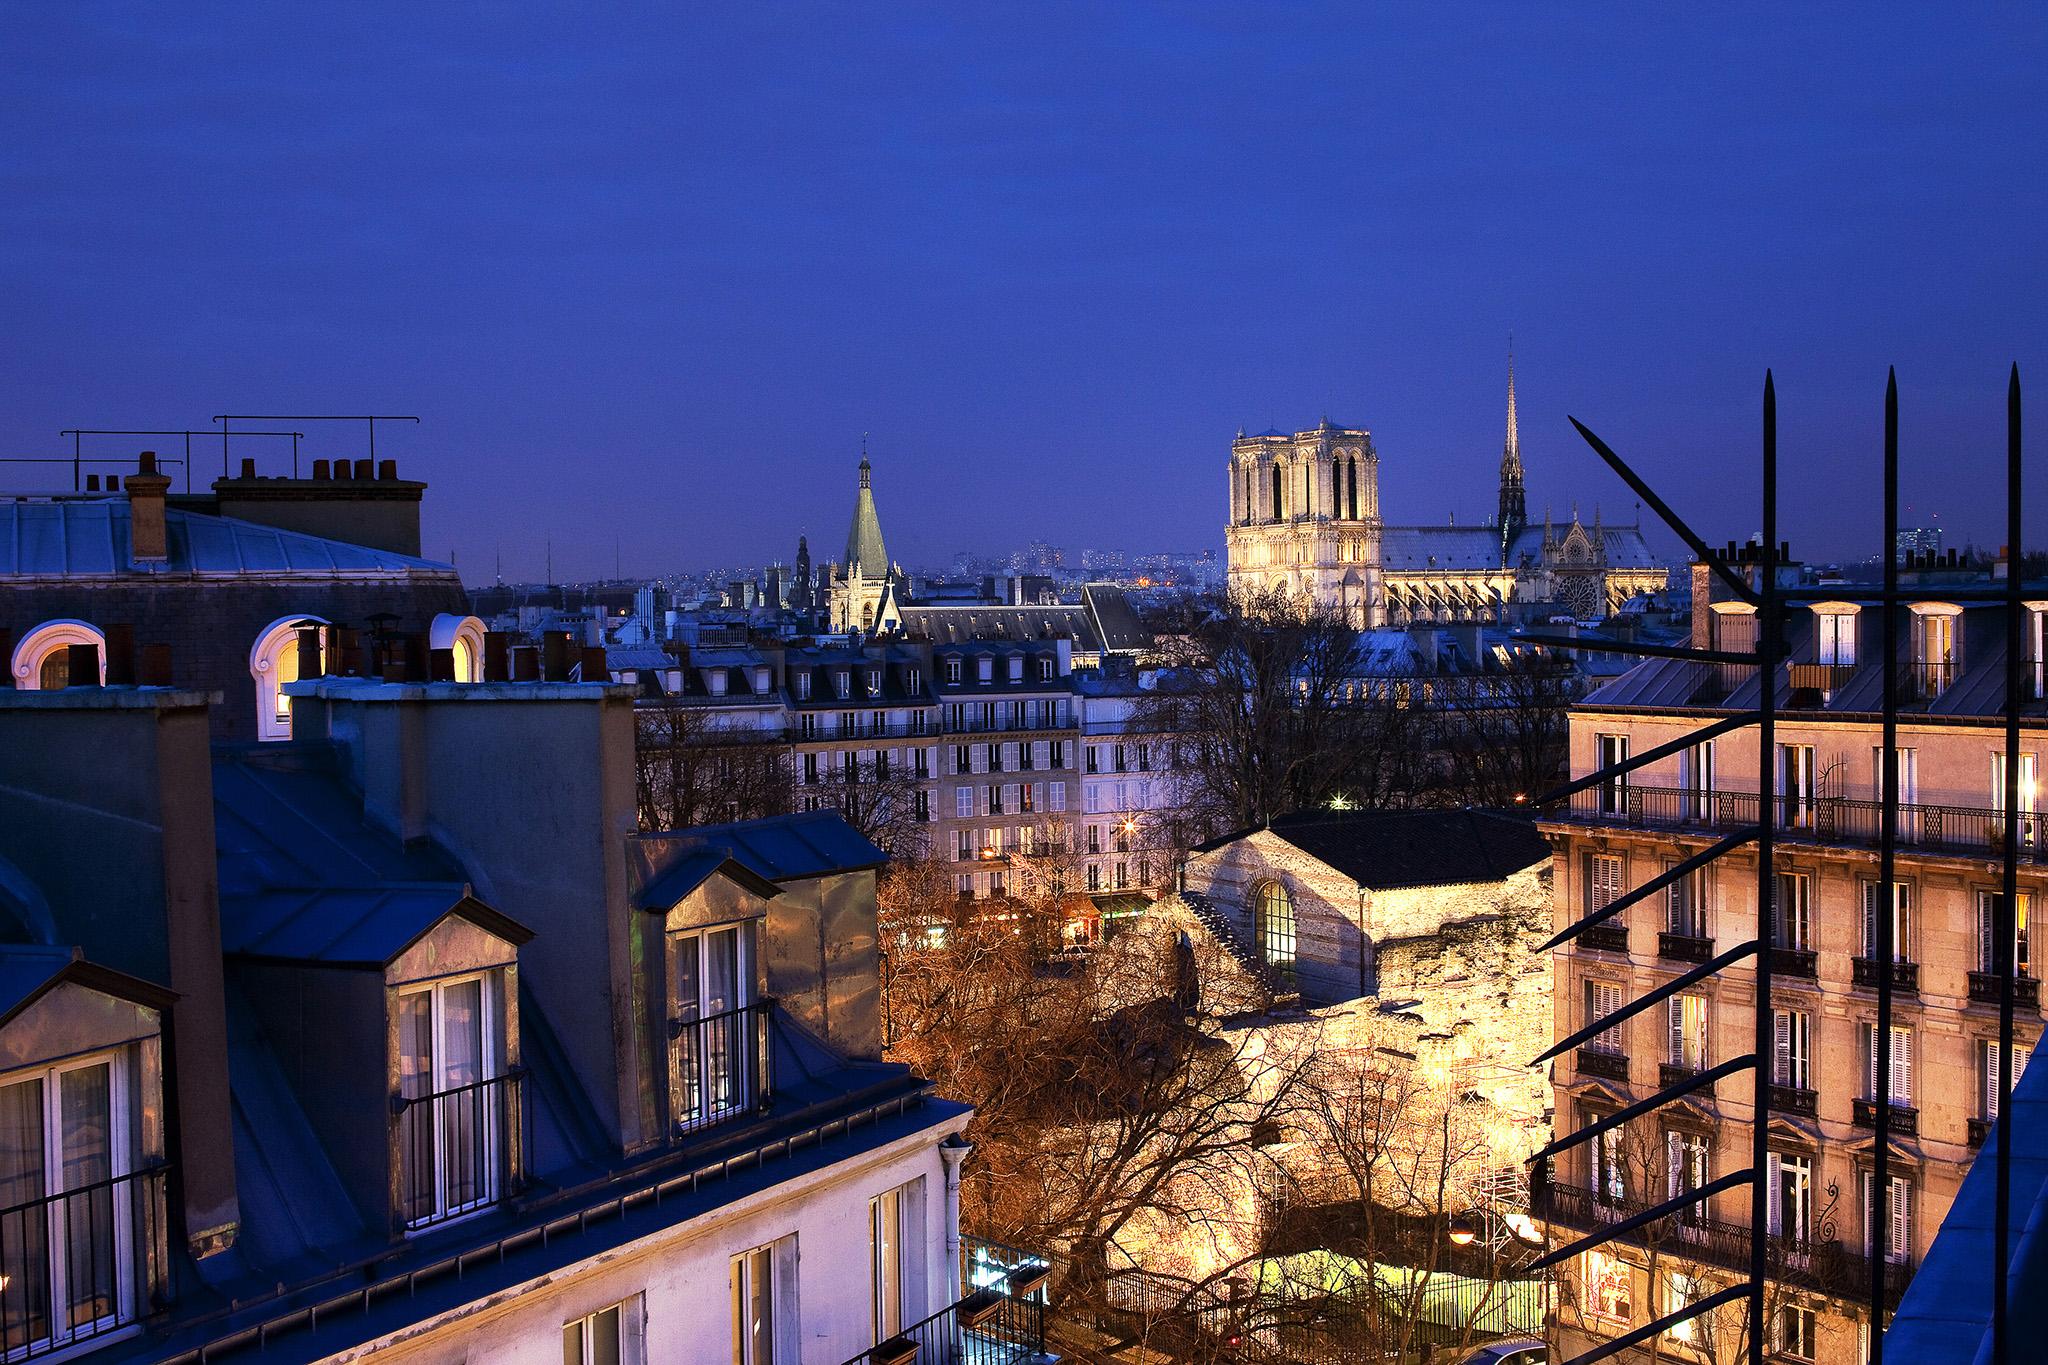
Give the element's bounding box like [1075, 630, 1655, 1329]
[1497, 346, 1528, 564]
[792, 535, 813, 612]
[844, 450, 889, 579]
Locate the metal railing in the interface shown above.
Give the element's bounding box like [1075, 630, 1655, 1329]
[1542, 1180, 1913, 1307]
[396, 1071, 525, 1230]
[670, 1000, 773, 1138]
[1557, 784, 2045, 861]
[842, 1282, 1047, 1365]
[0, 1165, 173, 1359]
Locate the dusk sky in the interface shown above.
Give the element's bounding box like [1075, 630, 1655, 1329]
[4, 6, 2044, 583]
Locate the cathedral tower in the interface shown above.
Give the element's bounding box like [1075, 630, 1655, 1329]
[1222, 420, 1383, 626]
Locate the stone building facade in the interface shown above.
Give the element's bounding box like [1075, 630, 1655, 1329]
[1537, 553, 2048, 1365]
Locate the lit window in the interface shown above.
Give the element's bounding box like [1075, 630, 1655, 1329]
[9, 619, 106, 691]
[1583, 1247, 1631, 1323]
[250, 615, 328, 741]
[396, 973, 508, 1228]
[669, 926, 758, 1136]
[731, 1237, 795, 1364]
[1811, 603, 1859, 666]
[1256, 880, 1296, 970]
[871, 1181, 925, 1344]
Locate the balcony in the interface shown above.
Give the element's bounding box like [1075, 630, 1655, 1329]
[1660, 1061, 1711, 1090]
[0, 1165, 174, 1358]
[1553, 784, 2045, 864]
[1770, 946, 1818, 979]
[1853, 957, 1919, 994]
[1770, 1083, 1818, 1117]
[1901, 659, 1958, 702]
[1852, 1097, 1919, 1136]
[1968, 971, 2041, 1007]
[1576, 1048, 1630, 1082]
[1541, 1179, 1914, 1306]
[395, 1071, 526, 1230]
[1658, 932, 1714, 964]
[1579, 922, 1630, 953]
[1788, 662, 1857, 694]
[842, 1275, 1048, 1365]
[670, 1000, 773, 1139]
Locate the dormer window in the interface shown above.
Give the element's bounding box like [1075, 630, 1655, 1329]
[1008, 656, 1024, 682]
[754, 665, 771, 692]
[397, 972, 513, 1229]
[945, 658, 962, 684]
[866, 669, 882, 698]
[907, 666, 922, 692]
[1811, 603, 1859, 666]
[1039, 657, 1054, 681]
[709, 668, 729, 696]
[668, 923, 767, 1137]
[795, 672, 812, 700]
[2027, 603, 2047, 700]
[835, 670, 851, 700]
[1908, 602, 1963, 699]
[977, 657, 994, 685]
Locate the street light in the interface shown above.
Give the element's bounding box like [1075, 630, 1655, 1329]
[1448, 1212, 1480, 1247]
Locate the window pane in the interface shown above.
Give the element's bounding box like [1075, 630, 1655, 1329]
[59, 1064, 115, 1329]
[0, 1078, 49, 1351]
[564, 1320, 585, 1365]
[593, 1304, 622, 1365]
[397, 990, 435, 1223]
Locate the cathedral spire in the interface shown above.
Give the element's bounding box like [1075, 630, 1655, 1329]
[845, 444, 889, 579]
[1497, 340, 1528, 564]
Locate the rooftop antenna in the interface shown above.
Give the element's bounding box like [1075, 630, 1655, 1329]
[546, 537, 553, 588]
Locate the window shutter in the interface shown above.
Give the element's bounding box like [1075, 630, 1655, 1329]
[1862, 883, 1877, 958]
[1773, 1010, 1791, 1084]
[1032, 783, 1045, 815]
[1889, 1179, 1910, 1261]
[1863, 1023, 1877, 1099]
[1665, 1132, 1680, 1201]
[1665, 860, 1681, 930]
[1987, 1041, 2001, 1119]
[1767, 1153, 1783, 1235]
[1669, 996, 1684, 1065]
[1892, 1028, 1912, 1105]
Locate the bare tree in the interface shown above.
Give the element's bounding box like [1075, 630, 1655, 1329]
[633, 697, 791, 830]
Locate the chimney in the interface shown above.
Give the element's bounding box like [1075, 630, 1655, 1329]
[312, 459, 331, 480]
[104, 624, 136, 687]
[64, 643, 101, 688]
[239, 458, 257, 479]
[139, 644, 174, 687]
[483, 632, 511, 682]
[125, 452, 173, 567]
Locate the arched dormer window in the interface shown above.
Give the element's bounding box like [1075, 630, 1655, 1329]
[250, 614, 328, 741]
[429, 614, 488, 683]
[10, 620, 106, 690]
[1808, 602, 1859, 666]
[1255, 879, 1296, 971]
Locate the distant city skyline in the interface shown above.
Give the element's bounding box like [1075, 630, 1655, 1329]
[5, 8, 2043, 581]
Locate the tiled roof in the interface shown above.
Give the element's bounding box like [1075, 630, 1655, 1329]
[0, 500, 456, 579]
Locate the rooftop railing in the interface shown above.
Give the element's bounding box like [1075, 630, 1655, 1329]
[670, 1000, 773, 1139]
[396, 1071, 526, 1231]
[1554, 784, 2045, 862]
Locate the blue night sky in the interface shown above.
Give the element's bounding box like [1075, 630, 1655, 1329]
[3, 5, 2044, 582]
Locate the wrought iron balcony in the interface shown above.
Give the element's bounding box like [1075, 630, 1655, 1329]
[1540, 1179, 1914, 1306]
[1968, 971, 2040, 1007]
[1576, 1047, 1630, 1082]
[1770, 946, 1819, 979]
[1852, 1097, 1919, 1136]
[395, 1070, 526, 1230]
[1579, 922, 1630, 953]
[841, 1276, 1048, 1365]
[1553, 784, 2045, 863]
[1853, 957, 1919, 994]
[1661, 1061, 1712, 1090]
[0, 1164, 174, 1359]
[1770, 1083, 1818, 1116]
[1658, 931, 1714, 964]
[670, 1000, 774, 1139]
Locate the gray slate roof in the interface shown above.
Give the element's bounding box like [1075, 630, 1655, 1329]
[1199, 808, 1550, 890]
[630, 810, 886, 897]
[0, 501, 455, 579]
[1379, 523, 1661, 572]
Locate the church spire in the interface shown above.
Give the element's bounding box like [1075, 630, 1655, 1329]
[845, 442, 889, 579]
[1497, 340, 1528, 563]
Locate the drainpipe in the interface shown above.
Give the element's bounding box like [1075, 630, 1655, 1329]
[939, 1134, 973, 1304]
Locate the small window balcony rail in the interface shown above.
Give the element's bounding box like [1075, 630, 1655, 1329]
[1968, 971, 2040, 1008]
[1657, 932, 1714, 964]
[842, 1278, 1048, 1365]
[0, 1164, 174, 1360]
[1901, 659, 1958, 702]
[1579, 922, 1630, 953]
[670, 1000, 774, 1139]
[1770, 1083, 1818, 1117]
[1553, 784, 2046, 863]
[1852, 1097, 1919, 1136]
[1853, 957, 1919, 994]
[1575, 1047, 1630, 1083]
[1769, 946, 1818, 979]
[1660, 1061, 1711, 1090]
[396, 1071, 526, 1231]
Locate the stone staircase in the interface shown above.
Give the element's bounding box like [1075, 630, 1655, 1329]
[1177, 889, 1295, 1003]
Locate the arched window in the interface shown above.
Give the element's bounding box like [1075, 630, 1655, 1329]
[1255, 880, 1296, 970]
[10, 620, 105, 690]
[1270, 463, 1283, 522]
[429, 614, 489, 683]
[250, 615, 328, 742]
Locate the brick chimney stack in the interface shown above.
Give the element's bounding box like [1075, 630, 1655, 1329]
[125, 451, 173, 567]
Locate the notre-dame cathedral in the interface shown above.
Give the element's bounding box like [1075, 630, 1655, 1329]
[1223, 360, 1666, 626]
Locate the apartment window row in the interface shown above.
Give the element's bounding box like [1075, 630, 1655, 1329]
[801, 747, 935, 785]
[949, 740, 1072, 774]
[951, 783, 1064, 821]
[953, 826, 1069, 862]
[1084, 742, 1150, 775]
[940, 699, 1070, 731]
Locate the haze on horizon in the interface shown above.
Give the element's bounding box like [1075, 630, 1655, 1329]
[4, 5, 2044, 584]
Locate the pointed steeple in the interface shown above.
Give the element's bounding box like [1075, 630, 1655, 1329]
[1497, 340, 1528, 563]
[844, 442, 889, 579]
